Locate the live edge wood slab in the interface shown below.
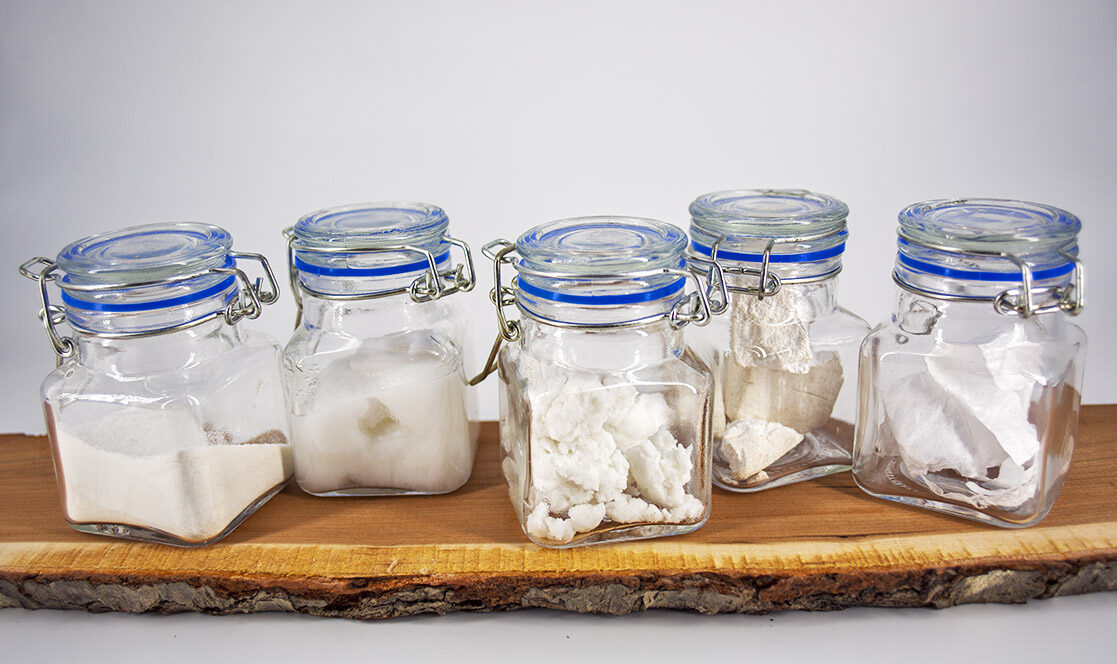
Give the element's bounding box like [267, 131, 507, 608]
[1, 406, 1115, 619]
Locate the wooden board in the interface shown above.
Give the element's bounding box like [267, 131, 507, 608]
[1, 406, 1115, 618]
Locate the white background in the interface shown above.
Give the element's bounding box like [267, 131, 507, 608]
[1, 0, 1114, 657]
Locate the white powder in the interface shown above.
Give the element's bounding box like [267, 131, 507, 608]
[514, 354, 704, 545]
[53, 407, 292, 543]
[291, 349, 473, 494]
[884, 325, 1046, 510]
[719, 289, 844, 481]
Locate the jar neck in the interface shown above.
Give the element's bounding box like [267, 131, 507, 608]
[729, 274, 840, 317]
[518, 318, 685, 372]
[891, 290, 1069, 338]
[301, 292, 452, 338]
[74, 318, 243, 376]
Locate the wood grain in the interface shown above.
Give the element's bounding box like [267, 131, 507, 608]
[1, 406, 1115, 618]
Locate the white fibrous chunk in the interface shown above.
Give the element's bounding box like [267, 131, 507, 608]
[291, 349, 473, 494]
[884, 326, 1046, 510]
[730, 288, 816, 373]
[53, 406, 291, 543]
[721, 418, 804, 481]
[519, 357, 703, 545]
[718, 289, 844, 480]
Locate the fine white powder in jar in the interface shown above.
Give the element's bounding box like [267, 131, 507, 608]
[719, 288, 844, 481]
[291, 349, 473, 494]
[510, 353, 704, 545]
[52, 406, 292, 543]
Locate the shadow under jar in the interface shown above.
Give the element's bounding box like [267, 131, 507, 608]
[854, 198, 1087, 527]
[688, 189, 870, 491]
[482, 217, 717, 548]
[282, 202, 479, 497]
[20, 223, 291, 546]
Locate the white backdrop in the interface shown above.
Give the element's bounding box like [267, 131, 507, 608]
[2, 0, 1115, 434]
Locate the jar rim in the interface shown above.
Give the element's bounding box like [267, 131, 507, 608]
[689, 189, 849, 238]
[293, 201, 448, 249]
[56, 222, 232, 286]
[898, 198, 1081, 254]
[516, 216, 686, 276]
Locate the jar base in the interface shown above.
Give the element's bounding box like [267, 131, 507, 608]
[524, 518, 709, 549]
[714, 420, 854, 491]
[716, 463, 850, 493]
[852, 476, 1054, 529]
[296, 481, 468, 497]
[64, 477, 291, 547]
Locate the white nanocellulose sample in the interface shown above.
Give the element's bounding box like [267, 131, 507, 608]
[884, 325, 1046, 509]
[53, 407, 292, 542]
[719, 289, 843, 481]
[517, 355, 704, 544]
[721, 418, 804, 481]
[291, 349, 473, 494]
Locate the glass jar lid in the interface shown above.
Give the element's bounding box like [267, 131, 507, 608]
[689, 188, 848, 240]
[894, 198, 1083, 315]
[688, 189, 849, 287]
[291, 202, 451, 280]
[57, 223, 233, 286]
[515, 216, 687, 306]
[899, 198, 1080, 255]
[55, 223, 237, 313]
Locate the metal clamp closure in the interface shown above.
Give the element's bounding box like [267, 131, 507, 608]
[467, 239, 723, 385]
[895, 232, 1085, 318]
[19, 253, 280, 360]
[690, 224, 846, 302]
[285, 228, 476, 326]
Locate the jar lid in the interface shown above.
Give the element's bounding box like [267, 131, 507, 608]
[57, 223, 233, 286]
[514, 217, 687, 307]
[689, 189, 848, 239]
[899, 198, 1080, 254]
[894, 199, 1083, 313]
[293, 202, 449, 249]
[291, 202, 451, 279]
[55, 223, 238, 314]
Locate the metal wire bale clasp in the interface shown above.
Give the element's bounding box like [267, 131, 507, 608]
[993, 248, 1085, 318]
[19, 257, 76, 360]
[893, 232, 1086, 319]
[690, 224, 847, 303]
[466, 239, 725, 386]
[284, 227, 476, 326]
[19, 253, 281, 361]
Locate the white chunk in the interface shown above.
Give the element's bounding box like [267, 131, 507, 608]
[720, 418, 804, 481]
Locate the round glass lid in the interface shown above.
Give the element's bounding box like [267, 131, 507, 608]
[689, 189, 849, 238]
[56, 222, 233, 285]
[293, 202, 449, 248]
[516, 216, 686, 276]
[899, 198, 1081, 253]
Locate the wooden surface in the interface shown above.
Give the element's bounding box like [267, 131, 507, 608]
[1, 406, 1115, 618]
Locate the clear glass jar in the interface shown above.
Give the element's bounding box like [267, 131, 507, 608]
[854, 199, 1086, 527]
[20, 223, 291, 546]
[486, 216, 715, 548]
[282, 202, 478, 496]
[688, 189, 870, 491]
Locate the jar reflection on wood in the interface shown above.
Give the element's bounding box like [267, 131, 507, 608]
[20, 223, 291, 546]
[853, 199, 1086, 527]
[483, 217, 718, 547]
[282, 202, 479, 497]
[687, 189, 870, 491]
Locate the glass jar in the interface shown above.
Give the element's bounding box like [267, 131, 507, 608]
[854, 199, 1086, 527]
[687, 189, 870, 491]
[483, 216, 716, 548]
[282, 202, 478, 496]
[20, 223, 291, 546]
